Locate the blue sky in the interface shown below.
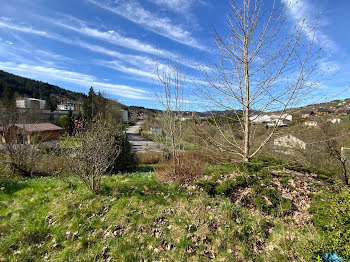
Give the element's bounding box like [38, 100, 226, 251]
[0, 0, 349, 109]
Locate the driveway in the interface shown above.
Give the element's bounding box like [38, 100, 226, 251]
[126, 122, 161, 152]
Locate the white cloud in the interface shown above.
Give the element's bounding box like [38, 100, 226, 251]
[146, 0, 207, 14]
[52, 18, 175, 57]
[0, 16, 202, 71]
[0, 18, 73, 45]
[319, 60, 342, 74]
[0, 61, 149, 99]
[0, 19, 51, 38]
[98, 58, 208, 87]
[146, 0, 193, 13]
[86, 0, 205, 49]
[283, 0, 337, 52]
[0, 17, 206, 87]
[99, 60, 158, 80]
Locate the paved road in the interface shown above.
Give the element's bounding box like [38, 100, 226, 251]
[126, 122, 161, 152]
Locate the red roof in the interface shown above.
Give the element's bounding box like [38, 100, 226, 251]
[13, 123, 63, 132]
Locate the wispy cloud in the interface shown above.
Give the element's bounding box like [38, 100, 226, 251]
[86, 0, 205, 49]
[0, 16, 206, 90]
[0, 61, 149, 99]
[146, 0, 207, 14]
[52, 18, 176, 58]
[0, 18, 54, 38]
[0, 18, 73, 45]
[283, 0, 337, 53]
[99, 60, 159, 81]
[98, 58, 208, 87]
[0, 16, 203, 71]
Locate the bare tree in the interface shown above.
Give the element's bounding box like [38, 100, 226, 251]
[157, 62, 185, 176]
[69, 118, 121, 193]
[198, 0, 323, 162]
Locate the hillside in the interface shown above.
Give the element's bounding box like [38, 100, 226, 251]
[0, 70, 87, 110]
[0, 70, 164, 115]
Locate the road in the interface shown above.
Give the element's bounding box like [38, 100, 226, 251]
[125, 122, 161, 152]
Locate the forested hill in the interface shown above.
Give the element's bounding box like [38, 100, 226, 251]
[0, 70, 86, 109]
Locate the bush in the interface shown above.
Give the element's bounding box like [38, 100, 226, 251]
[109, 133, 138, 173]
[328, 189, 350, 258]
[310, 188, 350, 259]
[156, 151, 204, 185]
[69, 120, 121, 193]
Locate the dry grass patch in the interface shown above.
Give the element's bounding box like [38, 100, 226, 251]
[136, 151, 164, 164]
[156, 151, 206, 186]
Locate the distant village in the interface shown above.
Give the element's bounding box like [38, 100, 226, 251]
[250, 102, 350, 128]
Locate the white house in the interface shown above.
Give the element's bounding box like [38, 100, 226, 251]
[250, 113, 292, 126]
[329, 118, 342, 124]
[57, 102, 75, 111]
[16, 98, 46, 110]
[250, 114, 271, 124]
[304, 120, 318, 127]
[271, 114, 292, 122]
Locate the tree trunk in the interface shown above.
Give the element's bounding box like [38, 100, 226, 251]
[243, 52, 250, 162]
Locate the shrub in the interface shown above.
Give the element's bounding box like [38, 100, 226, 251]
[69, 120, 121, 193]
[328, 189, 350, 258]
[109, 133, 138, 173]
[310, 188, 350, 259]
[6, 144, 42, 176]
[156, 151, 204, 185]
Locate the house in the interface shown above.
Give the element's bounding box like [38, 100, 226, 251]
[250, 113, 292, 126]
[304, 120, 318, 127]
[250, 114, 271, 124]
[0, 123, 62, 144]
[57, 102, 83, 112]
[57, 102, 76, 111]
[16, 98, 46, 110]
[329, 118, 342, 124]
[337, 110, 350, 116]
[266, 120, 288, 127]
[318, 108, 331, 115]
[301, 110, 313, 118]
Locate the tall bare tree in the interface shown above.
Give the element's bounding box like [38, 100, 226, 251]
[157, 62, 185, 176]
[199, 0, 323, 162]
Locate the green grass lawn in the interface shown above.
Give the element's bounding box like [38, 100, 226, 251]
[0, 165, 329, 261]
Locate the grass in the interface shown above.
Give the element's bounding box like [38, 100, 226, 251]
[0, 161, 332, 261]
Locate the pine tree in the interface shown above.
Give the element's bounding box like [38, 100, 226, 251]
[83, 87, 96, 121]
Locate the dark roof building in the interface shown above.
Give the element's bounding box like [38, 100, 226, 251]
[1, 123, 62, 144]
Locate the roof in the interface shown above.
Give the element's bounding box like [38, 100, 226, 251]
[318, 108, 330, 112]
[13, 123, 62, 132]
